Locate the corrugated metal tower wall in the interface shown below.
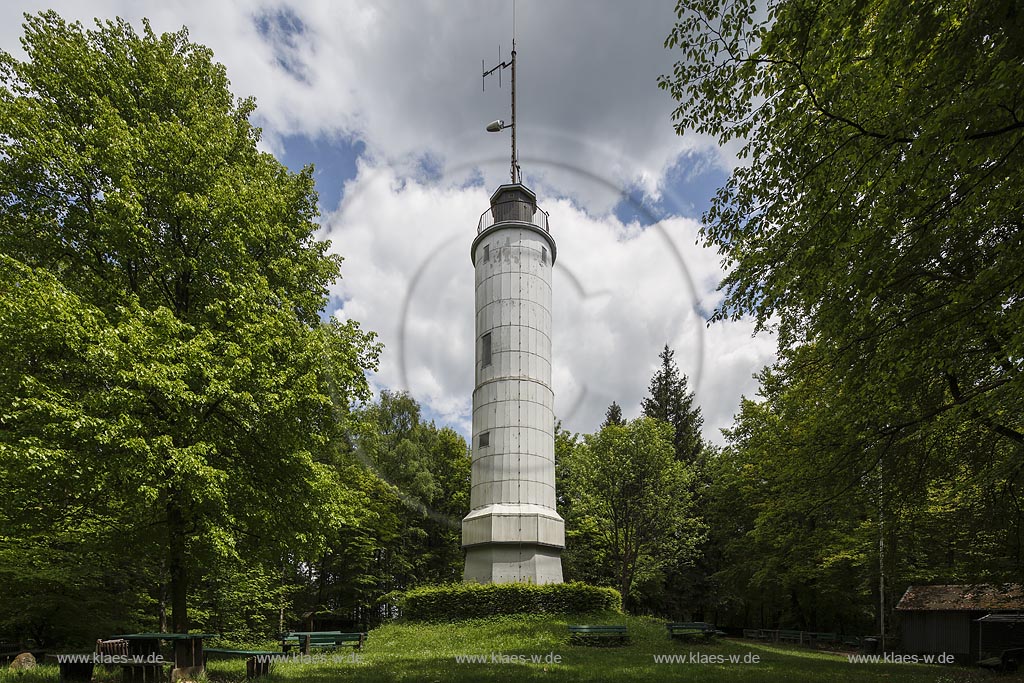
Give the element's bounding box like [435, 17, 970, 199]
[462, 183, 564, 584]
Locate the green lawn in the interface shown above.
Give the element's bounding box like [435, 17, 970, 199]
[4, 614, 1019, 683]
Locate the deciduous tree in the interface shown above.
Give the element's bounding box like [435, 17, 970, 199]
[659, 1, 1024, 627]
[0, 12, 380, 636]
[567, 418, 703, 606]
[659, 0, 1024, 477]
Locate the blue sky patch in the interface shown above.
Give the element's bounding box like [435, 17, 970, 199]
[277, 133, 366, 213]
[254, 7, 310, 83]
[613, 151, 730, 227]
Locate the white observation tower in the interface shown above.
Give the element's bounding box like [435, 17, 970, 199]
[462, 33, 565, 584]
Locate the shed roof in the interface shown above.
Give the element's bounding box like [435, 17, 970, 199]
[896, 584, 1024, 612]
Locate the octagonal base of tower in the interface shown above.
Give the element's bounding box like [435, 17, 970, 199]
[464, 544, 564, 584]
[462, 503, 564, 584]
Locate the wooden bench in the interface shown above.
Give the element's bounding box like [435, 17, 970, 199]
[811, 632, 838, 645]
[666, 622, 720, 639]
[281, 631, 366, 654]
[978, 647, 1024, 672]
[96, 639, 129, 657]
[568, 625, 629, 646]
[778, 629, 805, 644]
[119, 662, 168, 683]
[205, 648, 281, 679]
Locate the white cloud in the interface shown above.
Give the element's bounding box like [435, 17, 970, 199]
[1, 0, 777, 443]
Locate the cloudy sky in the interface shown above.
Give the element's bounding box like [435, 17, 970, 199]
[1, 0, 777, 444]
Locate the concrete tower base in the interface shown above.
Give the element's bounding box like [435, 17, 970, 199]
[464, 544, 564, 584]
[462, 503, 564, 584]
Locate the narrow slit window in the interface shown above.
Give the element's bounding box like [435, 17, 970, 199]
[482, 332, 492, 367]
[541, 246, 547, 264]
[483, 244, 490, 262]
[479, 431, 490, 448]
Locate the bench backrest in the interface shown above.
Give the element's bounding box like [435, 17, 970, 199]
[96, 639, 129, 656]
[568, 626, 626, 632]
[282, 632, 365, 648]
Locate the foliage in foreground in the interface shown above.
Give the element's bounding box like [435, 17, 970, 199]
[556, 345, 709, 617]
[658, 0, 1024, 632]
[0, 11, 381, 641]
[398, 582, 622, 621]
[288, 390, 471, 626]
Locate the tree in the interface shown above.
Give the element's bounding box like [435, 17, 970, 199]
[641, 345, 704, 462]
[659, 0, 1023, 489]
[298, 392, 470, 625]
[698, 353, 1024, 633]
[568, 418, 702, 607]
[555, 422, 607, 587]
[602, 401, 626, 428]
[350, 392, 470, 591]
[0, 13, 381, 636]
[712, 382, 880, 633]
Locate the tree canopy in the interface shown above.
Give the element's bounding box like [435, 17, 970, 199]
[659, 0, 1023, 459]
[602, 401, 626, 428]
[0, 12, 380, 637]
[561, 418, 702, 608]
[659, 0, 1024, 632]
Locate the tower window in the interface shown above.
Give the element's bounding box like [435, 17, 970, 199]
[483, 244, 490, 262]
[482, 332, 492, 366]
[541, 246, 547, 264]
[479, 431, 490, 448]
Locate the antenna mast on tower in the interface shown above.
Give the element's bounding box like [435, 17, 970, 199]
[482, 1, 521, 184]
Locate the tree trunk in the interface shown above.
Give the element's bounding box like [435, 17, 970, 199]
[158, 581, 168, 633]
[280, 558, 286, 636]
[168, 499, 189, 633]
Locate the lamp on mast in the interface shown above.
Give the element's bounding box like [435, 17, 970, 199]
[482, 38, 520, 184]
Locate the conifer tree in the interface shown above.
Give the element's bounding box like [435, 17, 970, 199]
[641, 345, 704, 462]
[602, 401, 626, 427]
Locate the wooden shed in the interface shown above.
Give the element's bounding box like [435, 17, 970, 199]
[895, 584, 1024, 663]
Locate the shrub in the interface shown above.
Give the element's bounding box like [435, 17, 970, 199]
[398, 582, 621, 621]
